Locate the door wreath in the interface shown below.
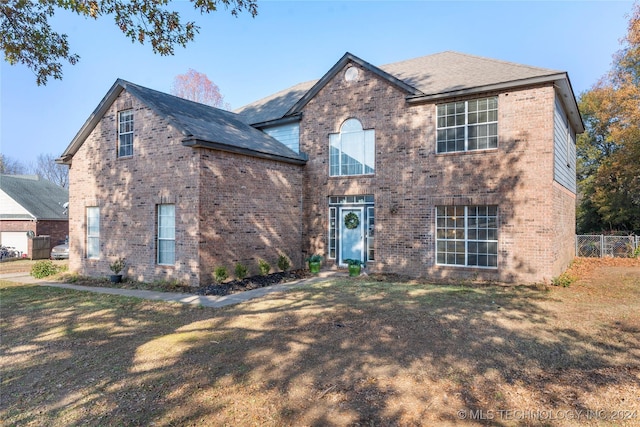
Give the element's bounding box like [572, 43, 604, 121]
[344, 212, 360, 229]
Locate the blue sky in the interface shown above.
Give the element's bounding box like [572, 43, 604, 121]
[0, 0, 634, 166]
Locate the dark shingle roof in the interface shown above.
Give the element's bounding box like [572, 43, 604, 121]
[0, 175, 68, 220]
[235, 51, 582, 132]
[232, 80, 317, 127]
[380, 51, 561, 95]
[59, 80, 307, 165]
[123, 81, 306, 162]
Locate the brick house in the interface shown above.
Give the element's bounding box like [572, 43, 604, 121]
[58, 51, 582, 285]
[0, 174, 69, 257]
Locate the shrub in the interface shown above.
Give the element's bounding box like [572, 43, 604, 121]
[212, 266, 228, 284]
[109, 257, 126, 274]
[31, 260, 61, 279]
[258, 258, 271, 276]
[235, 263, 248, 280]
[277, 253, 291, 272]
[306, 254, 323, 263]
[551, 272, 576, 287]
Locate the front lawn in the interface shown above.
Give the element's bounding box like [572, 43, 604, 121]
[1, 259, 639, 426]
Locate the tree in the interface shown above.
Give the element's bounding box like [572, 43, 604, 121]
[0, 154, 28, 175]
[1, 0, 258, 85]
[35, 153, 69, 188]
[171, 68, 230, 108]
[577, 2, 640, 233]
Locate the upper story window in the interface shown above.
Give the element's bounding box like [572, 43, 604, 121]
[436, 96, 498, 153]
[329, 118, 375, 176]
[118, 110, 133, 158]
[263, 122, 300, 153]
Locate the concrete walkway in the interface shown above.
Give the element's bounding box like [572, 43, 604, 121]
[0, 271, 341, 308]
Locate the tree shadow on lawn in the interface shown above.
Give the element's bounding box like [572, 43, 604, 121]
[1, 279, 639, 426]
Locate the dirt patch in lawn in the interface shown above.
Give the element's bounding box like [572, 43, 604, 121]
[1, 258, 639, 426]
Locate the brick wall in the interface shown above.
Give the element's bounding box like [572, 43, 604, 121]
[68, 89, 304, 286]
[36, 220, 68, 247]
[68, 70, 576, 285]
[198, 150, 304, 283]
[550, 181, 576, 278]
[299, 61, 573, 283]
[0, 220, 35, 234]
[69, 90, 201, 285]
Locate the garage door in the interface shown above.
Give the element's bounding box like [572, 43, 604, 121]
[0, 231, 28, 256]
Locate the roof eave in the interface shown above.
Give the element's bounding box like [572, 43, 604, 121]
[182, 138, 308, 165]
[286, 52, 424, 116]
[58, 79, 127, 165]
[0, 214, 36, 221]
[406, 72, 584, 133]
[250, 113, 303, 129]
[406, 73, 565, 102]
[554, 75, 585, 133]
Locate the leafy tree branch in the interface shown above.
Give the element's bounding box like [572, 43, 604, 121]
[1, 0, 258, 85]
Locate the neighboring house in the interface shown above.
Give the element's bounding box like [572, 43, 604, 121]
[58, 51, 583, 286]
[0, 174, 69, 257]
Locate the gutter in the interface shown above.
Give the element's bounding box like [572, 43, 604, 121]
[250, 113, 303, 129]
[406, 73, 569, 103]
[182, 138, 308, 165]
[406, 72, 584, 134]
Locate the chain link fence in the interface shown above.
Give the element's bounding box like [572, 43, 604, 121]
[576, 235, 639, 258]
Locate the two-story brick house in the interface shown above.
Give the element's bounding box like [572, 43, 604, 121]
[59, 51, 582, 286]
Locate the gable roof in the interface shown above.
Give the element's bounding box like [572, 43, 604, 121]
[58, 80, 307, 166]
[0, 175, 68, 220]
[236, 51, 584, 133]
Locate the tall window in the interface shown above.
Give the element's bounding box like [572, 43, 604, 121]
[436, 97, 498, 153]
[436, 205, 498, 268]
[118, 110, 133, 157]
[86, 207, 100, 259]
[329, 118, 375, 176]
[157, 204, 175, 265]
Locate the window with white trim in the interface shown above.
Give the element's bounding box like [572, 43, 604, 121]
[118, 110, 133, 157]
[329, 118, 375, 176]
[157, 204, 175, 265]
[436, 97, 498, 153]
[86, 207, 100, 259]
[436, 205, 498, 268]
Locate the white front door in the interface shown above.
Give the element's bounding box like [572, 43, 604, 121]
[339, 208, 364, 266]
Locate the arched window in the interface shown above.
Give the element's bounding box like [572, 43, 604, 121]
[329, 118, 375, 176]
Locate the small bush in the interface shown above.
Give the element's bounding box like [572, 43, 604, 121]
[31, 260, 61, 279]
[109, 257, 126, 274]
[235, 263, 248, 280]
[277, 253, 291, 272]
[306, 254, 323, 263]
[212, 266, 228, 284]
[258, 258, 271, 276]
[552, 272, 576, 287]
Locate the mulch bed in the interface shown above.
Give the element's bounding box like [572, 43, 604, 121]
[195, 269, 312, 296]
